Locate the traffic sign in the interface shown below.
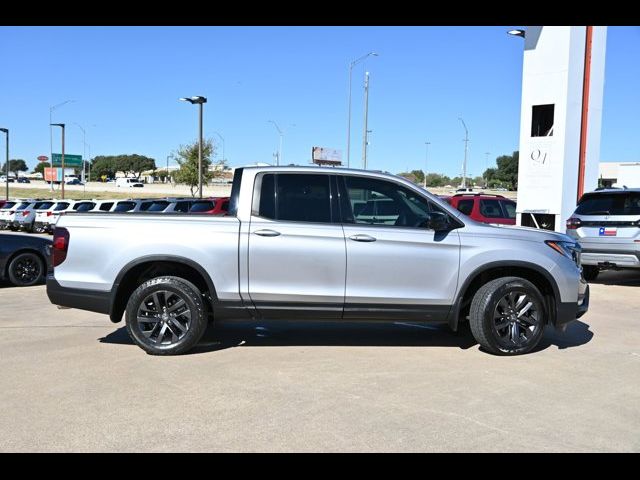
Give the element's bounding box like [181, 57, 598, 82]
[51, 153, 83, 167]
[37, 155, 49, 162]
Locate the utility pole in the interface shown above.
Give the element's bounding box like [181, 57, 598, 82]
[484, 151, 490, 186]
[458, 117, 469, 188]
[424, 141, 431, 188]
[51, 123, 66, 199]
[347, 52, 378, 168]
[362, 71, 370, 169]
[0, 128, 8, 201]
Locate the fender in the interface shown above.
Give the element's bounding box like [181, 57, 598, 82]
[446, 260, 562, 331]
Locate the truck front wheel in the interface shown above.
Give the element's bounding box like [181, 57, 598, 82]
[469, 276, 546, 355]
[125, 276, 208, 355]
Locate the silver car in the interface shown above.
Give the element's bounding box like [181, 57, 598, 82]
[566, 188, 640, 280]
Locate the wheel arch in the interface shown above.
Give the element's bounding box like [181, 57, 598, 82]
[448, 261, 561, 331]
[109, 255, 217, 323]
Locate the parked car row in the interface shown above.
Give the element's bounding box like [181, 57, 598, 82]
[0, 196, 230, 234]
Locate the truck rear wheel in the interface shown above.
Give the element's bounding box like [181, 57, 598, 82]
[125, 276, 208, 355]
[469, 276, 546, 355]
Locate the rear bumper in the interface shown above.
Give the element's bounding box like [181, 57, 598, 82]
[46, 275, 111, 316]
[556, 279, 589, 326]
[581, 249, 640, 268]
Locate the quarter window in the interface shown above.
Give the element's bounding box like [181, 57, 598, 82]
[456, 199, 474, 216]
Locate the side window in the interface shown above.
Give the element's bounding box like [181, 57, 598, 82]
[257, 173, 332, 223]
[479, 199, 503, 218]
[342, 176, 434, 228]
[456, 199, 474, 216]
[501, 201, 516, 219]
[175, 201, 191, 213]
[100, 202, 113, 211]
[140, 202, 153, 211]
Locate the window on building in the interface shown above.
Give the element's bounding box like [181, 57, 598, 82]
[531, 104, 554, 137]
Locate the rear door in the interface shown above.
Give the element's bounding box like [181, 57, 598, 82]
[247, 173, 346, 318]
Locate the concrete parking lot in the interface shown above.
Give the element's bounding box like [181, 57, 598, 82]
[0, 270, 638, 452]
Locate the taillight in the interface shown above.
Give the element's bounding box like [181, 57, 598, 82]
[52, 227, 70, 267]
[22, 210, 30, 217]
[566, 217, 582, 230]
[46, 211, 53, 216]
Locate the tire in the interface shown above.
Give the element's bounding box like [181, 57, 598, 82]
[125, 276, 208, 355]
[469, 276, 546, 355]
[582, 266, 599, 282]
[7, 252, 45, 287]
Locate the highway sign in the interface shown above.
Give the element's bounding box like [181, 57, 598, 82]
[51, 153, 83, 167]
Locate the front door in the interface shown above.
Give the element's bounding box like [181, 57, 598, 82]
[248, 173, 346, 319]
[338, 175, 461, 321]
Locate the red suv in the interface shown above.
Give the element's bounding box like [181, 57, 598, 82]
[188, 197, 230, 215]
[442, 193, 517, 225]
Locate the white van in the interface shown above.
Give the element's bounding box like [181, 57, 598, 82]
[116, 178, 144, 188]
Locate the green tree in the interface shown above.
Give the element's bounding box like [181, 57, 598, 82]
[1, 159, 28, 178]
[91, 156, 118, 181]
[33, 161, 51, 175]
[410, 170, 425, 185]
[174, 139, 219, 197]
[473, 176, 485, 187]
[495, 151, 519, 190]
[397, 172, 418, 184]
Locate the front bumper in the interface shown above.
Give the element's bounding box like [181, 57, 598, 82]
[555, 277, 589, 326]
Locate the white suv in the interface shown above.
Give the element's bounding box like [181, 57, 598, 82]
[16, 200, 56, 233]
[34, 200, 74, 234]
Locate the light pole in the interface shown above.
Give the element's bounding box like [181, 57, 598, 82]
[212, 131, 225, 163]
[0, 128, 8, 201]
[86, 142, 91, 182]
[484, 151, 490, 186]
[50, 100, 74, 192]
[424, 141, 431, 188]
[362, 71, 371, 169]
[268, 120, 284, 166]
[180, 96, 207, 198]
[51, 123, 66, 199]
[458, 117, 469, 188]
[347, 52, 378, 168]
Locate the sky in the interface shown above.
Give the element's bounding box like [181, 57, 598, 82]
[1, 26, 639, 177]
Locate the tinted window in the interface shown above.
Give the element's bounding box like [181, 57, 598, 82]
[54, 202, 69, 211]
[148, 201, 169, 212]
[34, 202, 54, 210]
[343, 176, 436, 228]
[277, 174, 331, 223]
[16, 202, 30, 210]
[113, 201, 136, 212]
[139, 202, 153, 211]
[99, 202, 114, 211]
[457, 199, 474, 215]
[501, 201, 516, 219]
[480, 199, 504, 218]
[575, 193, 640, 216]
[75, 202, 96, 212]
[190, 201, 215, 212]
[220, 200, 229, 212]
[258, 174, 276, 219]
[175, 201, 191, 213]
[2, 202, 16, 209]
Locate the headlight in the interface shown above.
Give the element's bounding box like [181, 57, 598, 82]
[546, 240, 581, 266]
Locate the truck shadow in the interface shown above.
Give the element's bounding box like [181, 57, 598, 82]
[99, 319, 594, 355]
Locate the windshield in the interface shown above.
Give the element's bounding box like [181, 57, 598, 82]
[148, 201, 169, 212]
[113, 201, 136, 212]
[190, 201, 215, 212]
[576, 192, 640, 216]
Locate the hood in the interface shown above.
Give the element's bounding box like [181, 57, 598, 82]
[463, 221, 575, 244]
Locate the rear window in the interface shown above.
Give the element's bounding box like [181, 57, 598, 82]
[139, 202, 153, 211]
[74, 202, 96, 212]
[113, 201, 136, 212]
[190, 201, 215, 212]
[34, 202, 54, 210]
[54, 202, 70, 211]
[148, 201, 170, 212]
[16, 202, 31, 210]
[2, 202, 16, 209]
[576, 192, 640, 216]
[457, 199, 474, 216]
[99, 202, 114, 211]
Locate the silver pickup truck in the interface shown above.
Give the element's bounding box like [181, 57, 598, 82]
[47, 166, 589, 356]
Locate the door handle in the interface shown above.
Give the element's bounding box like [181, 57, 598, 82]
[349, 234, 377, 242]
[254, 229, 281, 237]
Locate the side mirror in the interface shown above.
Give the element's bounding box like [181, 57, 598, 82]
[424, 211, 450, 231]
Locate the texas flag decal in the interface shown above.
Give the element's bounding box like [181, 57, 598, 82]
[599, 227, 617, 236]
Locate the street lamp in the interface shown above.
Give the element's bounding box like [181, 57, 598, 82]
[424, 141, 431, 188]
[212, 131, 225, 163]
[0, 128, 8, 201]
[268, 120, 283, 165]
[347, 51, 378, 167]
[507, 29, 526, 38]
[50, 100, 74, 192]
[458, 117, 469, 188]
[73, 123, 87, 183]
[50, 123, 66, 199]
[180, 95, 207, 198]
